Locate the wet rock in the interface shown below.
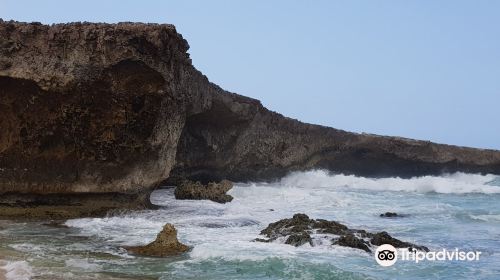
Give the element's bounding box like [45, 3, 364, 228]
[380, 212, 408, 218]
[260, 213, 314, 240]
[380, 212, 398, 217]
[370, 231, 429, 252]
[313, 219, 349, 235]
[285, 232, 313, 247]
[257, 213, 428, 253]
[254, 238, 271, 243]
[174, 179, 233, 203]
[125, 224, 189, 257]
[334, 234, 371, 253]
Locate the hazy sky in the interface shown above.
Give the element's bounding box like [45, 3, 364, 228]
[1, 0, 499, 149]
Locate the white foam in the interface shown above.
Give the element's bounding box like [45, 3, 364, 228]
[65, 258, 102, 271]
[65, 216, 165, 245]
[469, 214, 500, 222]
[268, 170, 500, 194]
[1, 261, 32, 280]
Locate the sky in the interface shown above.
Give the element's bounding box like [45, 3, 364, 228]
[1, 0, 499, 150]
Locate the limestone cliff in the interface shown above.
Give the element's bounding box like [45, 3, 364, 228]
[1, 20, 499, 217]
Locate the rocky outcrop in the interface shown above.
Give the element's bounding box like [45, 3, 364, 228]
[1, 20, 500, 217]
[174, 180, 233, 203]
[124, 224, 189, 257]
[256, 214, 428, 253]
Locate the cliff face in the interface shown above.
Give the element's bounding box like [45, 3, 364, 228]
[1, 20, 499, 217]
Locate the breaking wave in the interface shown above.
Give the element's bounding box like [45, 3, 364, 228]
[256, 170, 500, 194]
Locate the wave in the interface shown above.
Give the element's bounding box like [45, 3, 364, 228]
[248, 170, 500, 194]
[469, 214, 500, 222]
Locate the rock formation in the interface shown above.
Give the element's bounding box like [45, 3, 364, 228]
[1, 20, 500, 217]
[124, 223, 189, 257]
[174, 179, 233, 203]
[256, 214, 428, 253]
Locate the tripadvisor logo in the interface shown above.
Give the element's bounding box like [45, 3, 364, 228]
[374, 244, 482, 266]
[375, 244, 398, 266]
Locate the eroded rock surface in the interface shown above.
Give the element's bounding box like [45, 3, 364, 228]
[257, 214, 428, 253]
[174, 179, 233, 203]
[124, 224, 189, 257]
[1, 20, 500, 217]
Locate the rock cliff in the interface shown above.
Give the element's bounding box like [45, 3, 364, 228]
[1, 20, 499, 217]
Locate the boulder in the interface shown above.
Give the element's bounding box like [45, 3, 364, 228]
[174, 180, 233, 203]
[125, 224, 189, 257]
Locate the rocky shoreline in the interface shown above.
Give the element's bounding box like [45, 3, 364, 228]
[1, 20, 500, 218]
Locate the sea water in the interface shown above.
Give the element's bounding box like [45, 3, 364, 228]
[1, 170, 500, 279]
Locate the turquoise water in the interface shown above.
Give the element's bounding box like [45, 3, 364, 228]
[1, 171, 500, 279]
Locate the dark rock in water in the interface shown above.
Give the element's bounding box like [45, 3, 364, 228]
[125, 224, 189, 257]
[174, 180, 233, 203]
[254, 238, 271, 243]
[260, 213, 313, 239]
[370, 231, 429, 252]
[2, 20, 500, 218]
[313, 219, 349, 235]
[334, 234, 371, 253]
[379, 212, 406, 218]
[257, 213, 428, 253]
[258, 214, 313, 246]
[285, 232, 313, 247]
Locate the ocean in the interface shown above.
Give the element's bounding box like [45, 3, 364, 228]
[1, 170, 500, 279]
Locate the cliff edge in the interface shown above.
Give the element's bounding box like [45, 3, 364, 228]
[1, 20, 499, 217]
